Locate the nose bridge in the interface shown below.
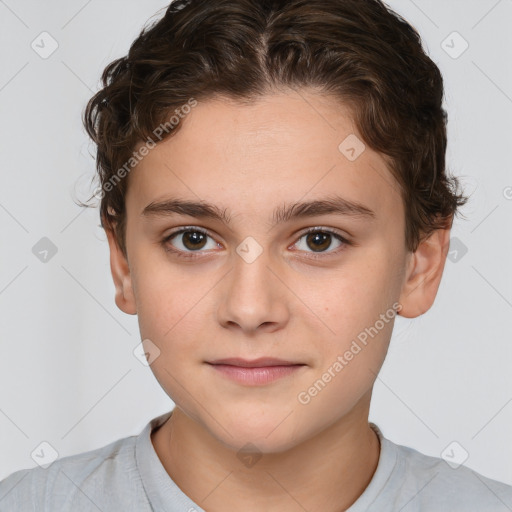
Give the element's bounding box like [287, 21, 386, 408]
[230, 238, 275, 300]
[217, 237, 288, 331]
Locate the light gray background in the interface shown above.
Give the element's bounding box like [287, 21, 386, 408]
[1, 0, 511, 486]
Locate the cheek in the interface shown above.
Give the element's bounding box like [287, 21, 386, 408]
[134, 276, 208, 412]
[311, 252, 398, 323]
[295, 306, 396, 426]
[131, 255, 216, 367]
[302, 246, 401, 367]
[130, 247, 200, 336]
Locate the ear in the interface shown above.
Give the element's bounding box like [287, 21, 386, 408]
[398, 224, 452, 318]
[105, 227, 137, 315]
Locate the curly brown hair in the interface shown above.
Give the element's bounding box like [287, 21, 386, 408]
[81, 0, 467, 258]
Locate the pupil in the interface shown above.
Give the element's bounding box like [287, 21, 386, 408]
[184, 231, 206, 250]
[180, 231, 332, 252]
[307, 232, 330, 252]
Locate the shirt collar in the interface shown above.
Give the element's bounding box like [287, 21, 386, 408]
[135, 411, 397, 512]
[135, 409, 207, 512]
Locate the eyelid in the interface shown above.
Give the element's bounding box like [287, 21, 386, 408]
[295, 225, 351, 241]
[289, 226, 352, 259]
[166, 225, 211, 237]
[162, 225, 352, 258]
[164, 225, 351, 241]
[163, 225, 221, 251]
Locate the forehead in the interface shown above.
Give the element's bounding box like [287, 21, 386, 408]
[126, 91, 402, 224]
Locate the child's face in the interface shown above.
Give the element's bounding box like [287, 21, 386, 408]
[115, 90, 413, 451]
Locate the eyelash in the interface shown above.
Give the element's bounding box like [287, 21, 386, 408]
[161, 226, 352, 260]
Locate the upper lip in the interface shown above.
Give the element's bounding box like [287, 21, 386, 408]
[207, 357, 304, 368]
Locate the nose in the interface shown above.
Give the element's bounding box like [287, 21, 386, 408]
[216, 246, 290, 334]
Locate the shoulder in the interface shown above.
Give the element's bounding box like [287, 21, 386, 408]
[391, 440, 512, 511]
[0, 434, 140, 511]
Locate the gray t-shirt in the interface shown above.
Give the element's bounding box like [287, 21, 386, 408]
[1, 410, 511, 511]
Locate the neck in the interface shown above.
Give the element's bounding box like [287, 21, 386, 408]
[151, 395, 380, 512]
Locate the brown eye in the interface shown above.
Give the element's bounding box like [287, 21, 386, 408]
[181, 230, 208, 250]
[305, 232, 332, 252]
[164, 228, 217, 254]
[293, 228, 349, 256]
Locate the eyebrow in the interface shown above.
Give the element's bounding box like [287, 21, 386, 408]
[141, 195, 376, 227]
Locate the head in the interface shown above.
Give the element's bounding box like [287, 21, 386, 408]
[82, 0, 467, 452]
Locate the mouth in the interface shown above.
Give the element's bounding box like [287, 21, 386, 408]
[205, 357, 306, 386]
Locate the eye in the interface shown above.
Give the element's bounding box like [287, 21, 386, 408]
[162, 226, 352, 260]
[291, 227, 351, 257]
[162, 227, 220, 257]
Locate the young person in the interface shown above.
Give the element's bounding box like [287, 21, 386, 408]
[2, 0, 511, 510]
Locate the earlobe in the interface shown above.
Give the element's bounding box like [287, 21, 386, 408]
[105, 227, 137, 315]
[398, 226, 451, 318]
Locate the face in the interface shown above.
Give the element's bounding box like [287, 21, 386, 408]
[111, 90, 420, 453]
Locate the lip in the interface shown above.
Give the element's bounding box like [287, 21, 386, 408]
[206, 358, 306, 386]
[207, 357, 302, 367]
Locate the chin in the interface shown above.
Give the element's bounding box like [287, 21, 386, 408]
[219, 428, 301, 455]
[206, 408, 306, 454]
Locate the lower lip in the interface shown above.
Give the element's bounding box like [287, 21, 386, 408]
[208, 364, 304, 386]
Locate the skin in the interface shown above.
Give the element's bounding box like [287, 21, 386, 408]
[106, 89, 451, 511]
